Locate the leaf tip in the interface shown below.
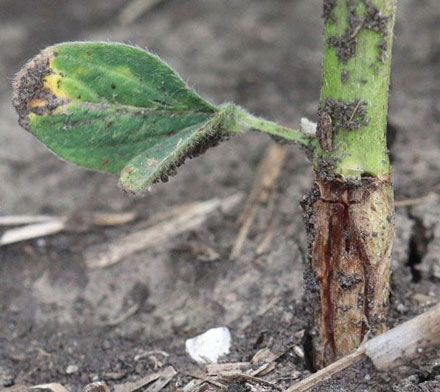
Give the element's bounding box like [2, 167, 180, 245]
[12, 48, 63, 130]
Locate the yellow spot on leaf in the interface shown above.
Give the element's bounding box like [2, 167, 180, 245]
[29, 98, 47, 108]
[43, 74, 69, 99]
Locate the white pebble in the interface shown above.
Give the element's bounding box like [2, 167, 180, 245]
[185, 327, 231, 364]
[66, 364, 79, 374]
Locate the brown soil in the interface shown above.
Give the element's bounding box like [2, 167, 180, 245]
[1, 1, 439, 391]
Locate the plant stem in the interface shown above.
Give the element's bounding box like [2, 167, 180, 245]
[234, 107, 314, 149]
[315, 0, 396, 180]
[304, 0, 397, 368]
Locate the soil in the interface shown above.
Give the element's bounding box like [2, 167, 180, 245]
[0, 1, 439, 391]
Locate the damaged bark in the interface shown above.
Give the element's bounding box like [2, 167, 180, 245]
[303, 178, 394, 368]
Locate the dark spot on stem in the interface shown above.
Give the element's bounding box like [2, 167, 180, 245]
[320, 97, 368, 132]
[327, 32, 357, 64]
[341, 69, 349, 84]
[337, 270, 363, 290]
[323, 0, 337, 23]
[377, 40, 388, 63]
[327, 4, 363, 64]
[363, 0, 389, 33]
[317, 111, 334, 151]
[111, 83, 116, 89]
[316, 157, 337, 182]
[327, 0, 390, 63]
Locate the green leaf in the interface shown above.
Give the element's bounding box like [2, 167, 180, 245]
[12, 42, 236, 193]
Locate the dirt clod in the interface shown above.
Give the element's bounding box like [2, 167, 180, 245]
[364, 0, 389, 33]
[327, 31, 358, 64]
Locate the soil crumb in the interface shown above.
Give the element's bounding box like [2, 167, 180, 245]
[323, 0, 337, 23]
[327, 0, 390, 63]
[320, 97, 368, 132]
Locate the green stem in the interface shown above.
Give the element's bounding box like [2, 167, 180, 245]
[315, 0, 396, 180]
[233, 107, 314, 149]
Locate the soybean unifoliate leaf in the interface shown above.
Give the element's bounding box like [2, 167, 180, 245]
[12, 42, 238, 193]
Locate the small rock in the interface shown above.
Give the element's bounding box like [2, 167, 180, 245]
[292, 370, 302, 380]
[102, 340, 111, 350]
[83, 381, 110, 392]
[0, 365, 14, 387]
[293, 345, 304, 359]
[185, 327, 231, 364]
[66, 364, 79, 374]
[396, 303, 407, 313]
[36, 238, 46, 247]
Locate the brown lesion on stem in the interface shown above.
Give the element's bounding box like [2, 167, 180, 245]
[302, 177, 394, 368]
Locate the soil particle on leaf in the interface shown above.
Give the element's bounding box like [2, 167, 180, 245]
[153, 130, 230, 184]
[270, 134, 295, 145]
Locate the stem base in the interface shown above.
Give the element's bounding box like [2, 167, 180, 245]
[302, 177, 394, 368]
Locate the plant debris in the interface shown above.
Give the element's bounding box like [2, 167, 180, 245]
[85, 194, 242, 269]
[230, 144, 287, 259]
[153, 129, 230, 185]
[113, 367, 176, 392]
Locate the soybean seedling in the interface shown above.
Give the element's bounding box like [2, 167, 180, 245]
[13, 0, 397, 368]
